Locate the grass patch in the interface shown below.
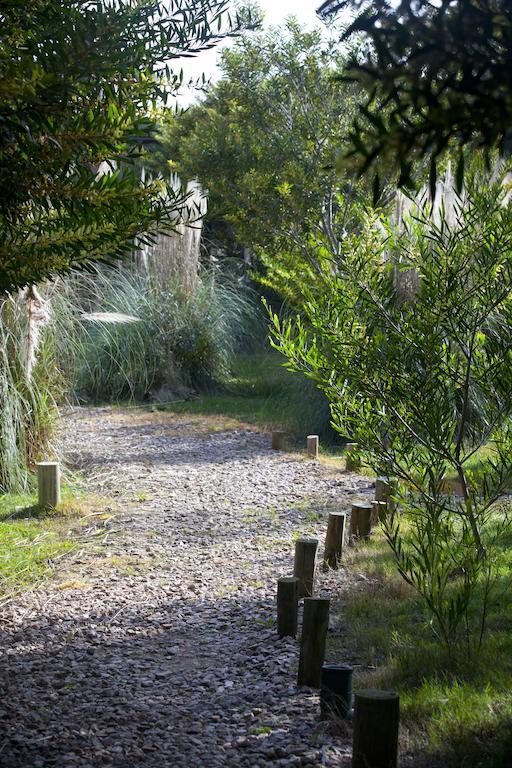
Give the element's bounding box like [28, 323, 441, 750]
[0, 484, 108, 598]
[340, 524, 512, 767]
[158, 351, 341, 444]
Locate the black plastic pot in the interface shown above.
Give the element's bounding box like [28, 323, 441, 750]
[320, 663, 353, 719]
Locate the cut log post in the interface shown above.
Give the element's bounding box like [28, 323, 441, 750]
[307, 434, 319, 459]
[345, 442, 360, 470]
[37, 461, 61, 508]
[297, 597, 330, 687]
[375, 477, 396, 511]
[323, 512, 346, 570]
[293, 537, 318, 597]
[272, 430, 286, 451]
[371, 500, 388, 527]
[320, 663, 353, 719]
[277, 576, 299, 638]
[350, 503, 373, 541]
[352, 689, 400, 768]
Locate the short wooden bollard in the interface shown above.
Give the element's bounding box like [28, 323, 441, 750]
[345, 442, 360, 470]
[297, 597, 330, 687]
[307, 434, 319, 459]
[352, 689, 400, 768]
[350, 503, 373, 540]
[272, 430, 286, 450]
[371, 500, 388, 526]
[375, 477, 396, 511]
[323, 512, 346, 570]
[293, 537, 318, 597]
[277, 576, 299, 638]
[37, 461, 61, 508]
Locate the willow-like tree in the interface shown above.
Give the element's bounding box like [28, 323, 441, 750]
[0, 0, 248, 293]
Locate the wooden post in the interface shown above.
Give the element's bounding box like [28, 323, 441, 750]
[345, 442, 360, 470]
[294, 537, 318, 597]
[323, 512, 346, 570]
[37, 461, 61, 508]
[371, 500, 388, 526]
[350, 503, 373, 540]
[307, 434, 319, 459]
[272, 430, 285, 450]
[375, 477, 396, 511]
[352, 689, 399, 768]
[297, 597, 330, 687]
[277, 576, 299, 638]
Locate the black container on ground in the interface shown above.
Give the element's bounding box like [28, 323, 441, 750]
[320, 663, 353, 719]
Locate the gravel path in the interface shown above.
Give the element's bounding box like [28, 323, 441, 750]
[0, 407, 373, 768]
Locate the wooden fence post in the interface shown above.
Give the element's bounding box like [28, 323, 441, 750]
[350, 503, 373, 541]
[293, 537, 318, 597]
[352, 689, 400, 768]
[272, 431, 285, 451]
[307, 435, 319, 459]
[345, 443, 360, 470]
[277, 576, 299, 638]
[37, 461, 61, 508]
[323, 512, 346, 570]
[375, 477, 396, 511]
[297, 597, 330, 687]
[371, 500, 388, 526]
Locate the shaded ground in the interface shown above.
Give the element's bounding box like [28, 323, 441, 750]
[0, 407, 373, 768]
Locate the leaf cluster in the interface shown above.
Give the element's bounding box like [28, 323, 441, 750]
[319, 0, 512, 192]
[0, 0, 248, 292]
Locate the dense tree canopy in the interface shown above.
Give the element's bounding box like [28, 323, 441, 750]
[149, 20, 362, 261]
[0, 0, 247, 293]
[318, 0, 512, 191]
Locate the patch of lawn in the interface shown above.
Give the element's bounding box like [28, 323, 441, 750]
[340, 524, 512, 767]
[0, 484, 107, 598]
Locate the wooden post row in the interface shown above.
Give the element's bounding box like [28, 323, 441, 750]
[297, 597, 330, 687]
[323, 511, 346, 570]
[277, 576, 299, 638]
[293, 537, 318, 597]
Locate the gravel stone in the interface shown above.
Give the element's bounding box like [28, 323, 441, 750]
[0, 407, 370, 767]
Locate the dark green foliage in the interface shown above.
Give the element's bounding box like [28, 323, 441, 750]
[0, 0, 249, 292]
[148, 19, 362, 259]
[318, 0, 512, 190]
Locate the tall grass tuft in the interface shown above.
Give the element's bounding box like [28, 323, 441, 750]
[0, 296, 59, 493]
[51, 266, 258, 402]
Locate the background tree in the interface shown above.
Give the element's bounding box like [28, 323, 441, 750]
[318, 0, 512, 192]
[148, 19, 363, 271]
[0, 0, 249, 293]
